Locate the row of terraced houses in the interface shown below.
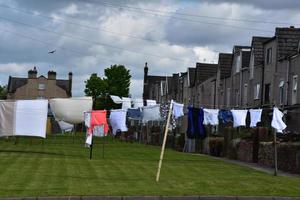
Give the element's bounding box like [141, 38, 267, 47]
[143, 26, 300, 134]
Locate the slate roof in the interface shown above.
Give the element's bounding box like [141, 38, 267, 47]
[56, 79, 72, 96]
[7, 76, 28, 93]
[275, 27, 300, 60]
[193, 63, 218, 86]
[242, 50, 251, 68]
[7, 76, 71, 95]
[251, 36, 272, 66]
[187, 67, 196, 87]
[218, 53, 233, 79]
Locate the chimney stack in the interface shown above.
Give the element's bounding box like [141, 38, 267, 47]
[48, 70, 57, 80]
[28, 66, 37, 79]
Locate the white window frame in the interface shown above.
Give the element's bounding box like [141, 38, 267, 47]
[254, 84, 260, 100]
[279, 80, 284, 105]
[292, 75, 298, 105]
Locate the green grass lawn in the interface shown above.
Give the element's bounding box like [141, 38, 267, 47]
[0, 133, 300, 197]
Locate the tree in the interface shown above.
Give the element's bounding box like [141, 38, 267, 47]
[104, 65, 131, 98]
[84, 65, 131, 110]
[0, 85, 7, 100]
[84, 73, 107, 108]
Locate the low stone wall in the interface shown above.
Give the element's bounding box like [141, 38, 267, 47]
[237, 140, 253, 163]
[258, 142, 300, 174]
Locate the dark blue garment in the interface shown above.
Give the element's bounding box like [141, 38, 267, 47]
[186, 106, 206, 139]
[127, 108, 142, 119]
[197, 108, 206, 139]
[187, 106, 195, 139]
[218, 109, 233, 124]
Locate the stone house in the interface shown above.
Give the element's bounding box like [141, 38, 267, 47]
[7, 67, 72, 100]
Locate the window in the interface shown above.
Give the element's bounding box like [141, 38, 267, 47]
[279, 80, 284, 105]
[38, 83, 45, 90]
[264, 84, 270, 104]
[243, 84, 248, 105]
[226, 88, 231, 107]
[292, 75, 298, 105]
[266, 47, 272, 64]
[254, 84, 260, 100]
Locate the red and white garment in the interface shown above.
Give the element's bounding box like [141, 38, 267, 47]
[85, 110, 109, 145]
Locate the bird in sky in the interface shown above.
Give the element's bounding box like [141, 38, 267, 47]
[48, 49, 56, 54]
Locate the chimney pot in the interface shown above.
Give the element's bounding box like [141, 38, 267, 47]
[48, 70, 57, 80]
[28, 67, 37, 78]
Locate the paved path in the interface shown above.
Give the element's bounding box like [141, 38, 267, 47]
[1, 196, 300, 200]
[207, 156, 300, 178]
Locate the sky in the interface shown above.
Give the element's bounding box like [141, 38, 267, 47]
[0, 0, 300, 98]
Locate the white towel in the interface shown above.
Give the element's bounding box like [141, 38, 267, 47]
[249, 109, 262, 127]
[172, 102, 184, 119]
[203, 109, 219, 125]
[231, 110, 248, 127]
[110, 109, 128, 135]
[271, 107, 287, 133]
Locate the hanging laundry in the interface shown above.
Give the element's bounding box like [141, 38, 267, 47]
[172, 101, 184, 119]
[121, 97, 132, 110]
[218, 110, 233, 124]
[197, 108, 206, 139]
[110, 95, 123, 104]
[58, 121, 74, 133]
[50, 97, 93, 124]
[93, 125, 105, 137]
[186, 106, 194, 138]
[89, 110, 109, 135]
[0, 101, 15, 137]
[15, 100, 48, 138]
[127, 108, 142, 119]
[186, 106, 206, 139]
[85, 134, 93, 146]
[146, 99, 157, 106]
[249, 109, 262, 127]
[231, 110, 248, 127]
[142, 105, 161, 123]
[109, 109, 128, 135]
[133, 99, 144, 108]
[271, 107, 287, 133]
[84, 112, 91, 128]
[203, 108, 219, 126]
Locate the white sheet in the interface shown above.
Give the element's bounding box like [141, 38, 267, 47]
[110, 95, 123, 104]
[50, 97, 93, 124]
[142, 105, 161, 122]
[121, 97, 132, 110]
[15, 100, 48, 138]
[58, 121, 74, 133]
[146, 99, 157, 106]
[133, 98, 144, 108]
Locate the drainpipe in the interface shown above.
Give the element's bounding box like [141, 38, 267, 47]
[261, 64, 265, 106]
[285, 57, 290, 106]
